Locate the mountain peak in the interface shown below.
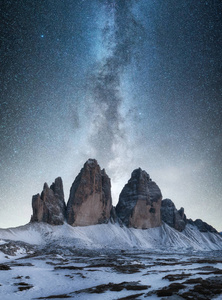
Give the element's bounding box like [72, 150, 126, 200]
[116, 168, 162, 229]
[66, 160, 112, 226]
[29, 159, 218, 235]
[85, 158, 98, 167]
[31, 178, 66, 225]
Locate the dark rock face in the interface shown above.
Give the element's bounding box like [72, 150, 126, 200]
[161, 199, 186, 232]
[161, 198, 217, 233]
[187, 218, 218, 233]
[110, 206, 119, 224]
[29, 159, 219, 234]
[66, 159, 112, 226]
[31, 177, 66, 225]
[116, 168, 162, 229]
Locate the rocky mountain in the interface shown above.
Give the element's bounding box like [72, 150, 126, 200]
[116, 168, 162, 229]
[161, 198, 186, 232]
[160, 199, 218, 234]
[29, 158, 218, 236]
[66, 159, 112, 226]
[31, 177, 66, 225]
[1, 159, 222, 300]
[187, 218, 217, 233]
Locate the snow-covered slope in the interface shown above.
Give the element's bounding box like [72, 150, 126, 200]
[0, 222, 222, 253]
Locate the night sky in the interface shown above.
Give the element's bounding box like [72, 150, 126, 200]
[1, 0, 222, 230]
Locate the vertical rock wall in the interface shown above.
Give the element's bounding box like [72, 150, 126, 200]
[116, 168, 162, 229]
[29, 160, 218, 234]
[31, 177, 66, 225]
[66, 159, 112, 226]
[161, 199, 186, 232]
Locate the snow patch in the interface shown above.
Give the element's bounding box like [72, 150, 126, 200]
[0, 222, 222, 253]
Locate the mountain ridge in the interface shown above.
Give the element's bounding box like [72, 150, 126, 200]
[29, 159, 219, 235]
[1, 158, 221, 256]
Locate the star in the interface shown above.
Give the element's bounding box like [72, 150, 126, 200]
[0, 0, 221, 231]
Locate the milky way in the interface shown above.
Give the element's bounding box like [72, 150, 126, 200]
[1, 0, 222, 230]
[89, 0, 141, 161]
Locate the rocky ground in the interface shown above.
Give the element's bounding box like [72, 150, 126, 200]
[0, 243, 222, 300]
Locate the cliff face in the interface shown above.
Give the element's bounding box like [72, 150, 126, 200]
[29, 159, 219, 234]
[31, 177, 66, 225]
[66, 159, 112, 226]
[116, 168, 162, 229]
[161, 199, 186, 232]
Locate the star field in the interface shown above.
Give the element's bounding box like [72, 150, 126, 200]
[0, 0, 222, 230]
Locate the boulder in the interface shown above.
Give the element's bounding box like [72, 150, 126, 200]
[66, 159, 112, 226]
[161, 199, 186, 232]
[31, 177, 66, 225]
[116, 168, 162, 229]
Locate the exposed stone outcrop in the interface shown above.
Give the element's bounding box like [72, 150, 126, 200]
[187, 218, 218, 233]
[110, 206, 119, 224]
[161, 199, 186, 232]
[116, 168, 162, 229]
[28, 159, 219, 235]
[161, 199, 218, 233]
[66, 159, 112, 226]
[31, 177, 66, 225]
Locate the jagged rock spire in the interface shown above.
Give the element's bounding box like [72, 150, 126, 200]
[66, 159, 112, 226]
[116, 168, 162, 229]
[29, 159, 218, 235]
[161, 198, 186, 232]
[31, 177, 66, 225]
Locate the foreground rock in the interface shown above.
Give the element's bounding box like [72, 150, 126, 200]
[116, 168, 162, 229]
[31, 177, 66, 225]
[66, 159, 112, 226]
[161, 199, 186, 232]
